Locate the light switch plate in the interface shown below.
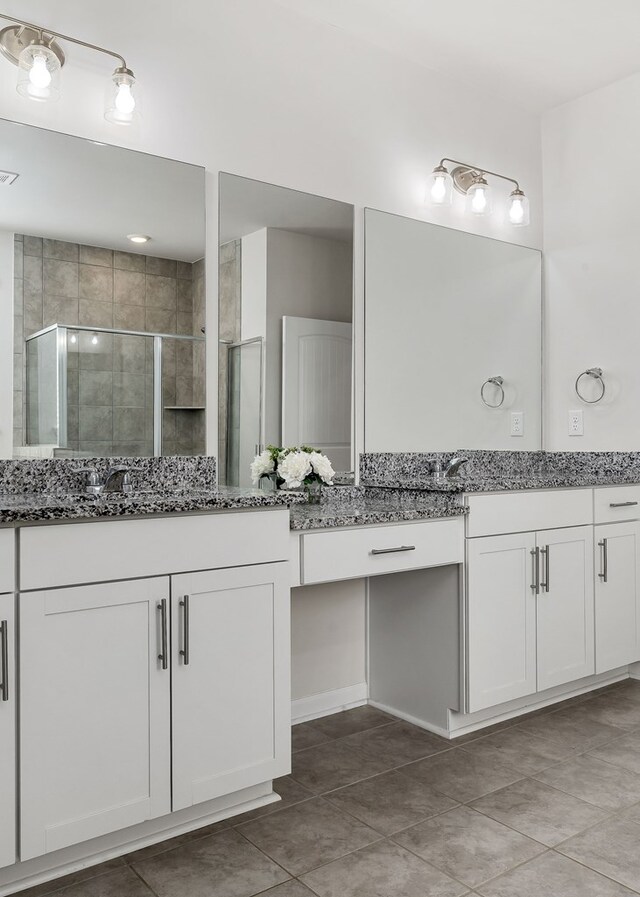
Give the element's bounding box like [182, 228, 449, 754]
[568, 409, 584, 436]
[510, 412, 524, 437]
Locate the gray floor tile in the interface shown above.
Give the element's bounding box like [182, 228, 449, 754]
[470, 777, 608, 846]
[254, 883, 316, 897]
[300, 839, 468, 897]
[132, 828, 289, 897]
[14, 862, 131, 897]
[292, 722, 333, 753]
[393, 805, 543, 888]
[342, 721, 451, 766]
[291, 738, 389, 793]
[580, 693, 640, 730]
[307, 705, 394, 740]
[535, 754, 640, 810]
[230, 777, 314, 826]
[558, 815, 640, 891]
[477, 849, 638, 897]
[124, 820, 230, 864]
[402, 747, 524, 803]
[516, 707, 625, 750]
[238, 797, 380, 876]
[459, 726, 578, 775]
[589, 730, 640, 775]
[325, 769, 458, 835]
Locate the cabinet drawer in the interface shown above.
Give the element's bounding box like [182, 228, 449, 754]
[594, 486, 640, 524]
[20, 510, 290, 590]
[466, 489, 593, 538]
[0, 529, 14, 594]
[301, 518, 464, 585]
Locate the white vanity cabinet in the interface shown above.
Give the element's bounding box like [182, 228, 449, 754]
[0, 592, 16, 870]
[594, 521, 640, 673]
[171, 563, 290, 810]
[19, 578, 172, 860]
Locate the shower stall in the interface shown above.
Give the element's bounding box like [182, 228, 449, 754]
[25, 324, 206, 457]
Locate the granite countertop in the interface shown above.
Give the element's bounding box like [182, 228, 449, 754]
[0, 487, 306, 526]
[364, 472, 640, 494]
[289, 487, 467, 530]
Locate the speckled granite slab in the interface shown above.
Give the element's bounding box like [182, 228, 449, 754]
[0, 456, 217, 495]
[360, 450, 640, 493]
[289, 486, 466, 530]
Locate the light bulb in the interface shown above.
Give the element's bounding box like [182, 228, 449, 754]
[431, 175, 447, 202]
[29, 53, 52, 89]
[507, 189, 530, 227]
[91, 335, 98, 346]
[115, 82, 135, 114]
[467, 177, 492, 217]
[428, 165, 452, 206]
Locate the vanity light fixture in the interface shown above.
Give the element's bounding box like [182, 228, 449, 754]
[0, 12, 139, 124]
[429, 158, 530, 226]
[127, 234, 151, 244]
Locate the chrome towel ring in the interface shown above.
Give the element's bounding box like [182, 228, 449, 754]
[481, 376, 505, 408]
[575, 367, 605, 404]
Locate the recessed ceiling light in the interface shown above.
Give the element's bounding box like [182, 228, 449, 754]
[127, 233, 151, 244]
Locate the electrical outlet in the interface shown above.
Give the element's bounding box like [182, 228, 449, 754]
[568, 409, 584, 436]
[510, 411, 524, 437]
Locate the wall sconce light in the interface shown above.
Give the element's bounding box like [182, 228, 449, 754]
[0, 12, 139, 125]
[429, 158, 530, 227]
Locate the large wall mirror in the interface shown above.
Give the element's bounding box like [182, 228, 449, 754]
[364, 209, 542, 451]
[218, 173, 354, 487]
[1, 118, 206, 459]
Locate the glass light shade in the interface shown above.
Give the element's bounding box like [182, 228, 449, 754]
[466, 177, 492, 216]
[429, 166, 453, 206]
[105, 69, 139, 125]
[507, 189, 530, 226]
[16, 43, 61, 102]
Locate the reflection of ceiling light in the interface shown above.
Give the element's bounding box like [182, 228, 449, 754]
[69, 333, 77, 344]
[91, 335, 98, 345]
[127, 234, 151, 244]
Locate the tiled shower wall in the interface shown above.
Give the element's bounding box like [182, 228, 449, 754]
[217, 241, 242, 476]
[13, 235, 206, 456]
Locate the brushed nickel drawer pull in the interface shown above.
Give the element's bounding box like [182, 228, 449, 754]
[598, 539, 608, 582]
[0, 620, 8, 702]
[370, 545, 416, 556]
[610, 501, 639, 508]
[157, 599, 168, 670]
[179, 595, 190, 665]
[540, 545, 550, 593]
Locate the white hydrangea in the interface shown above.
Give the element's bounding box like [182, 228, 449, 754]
[250, 450, 275, 485]
[309, 451, 335, 485]
[278, 450, 312, 489]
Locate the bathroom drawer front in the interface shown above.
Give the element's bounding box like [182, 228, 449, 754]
[466, 489, 593, 538]
[20, 510, 290, 590]
[594, 486, 640, 524]
[0, 529, 14, 593]
[301, 518, 464, 585]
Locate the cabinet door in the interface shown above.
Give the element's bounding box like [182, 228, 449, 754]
[20, 578, 171, 860]
[172, 563, 290, 811]
[0, 593, 15, 869]
[595, 522, 640, 673]
[536, 527, 594, 691]
[467, 533, 537, 713]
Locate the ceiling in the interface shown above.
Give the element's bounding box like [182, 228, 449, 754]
[0, 118, 205, 261]
[219, 173, 354, 246]
[274, 0, 640, 114]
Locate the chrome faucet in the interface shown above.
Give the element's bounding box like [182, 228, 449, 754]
[444, 457, 469, 479]
[82, 466, 133, 496]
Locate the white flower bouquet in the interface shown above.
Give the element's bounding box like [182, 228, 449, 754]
[250, 445, 335, 497]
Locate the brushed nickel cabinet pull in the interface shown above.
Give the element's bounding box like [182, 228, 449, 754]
[180, 595, 190, 665]
[157, 600, 168, 670]
[598, 539, 608, 582]
[540, 545, 550, 593]
[530, 547, 540, 594]
[610, 501, 639, 508]
[370, 545, 416, 556]
[0, 620, 8, 702]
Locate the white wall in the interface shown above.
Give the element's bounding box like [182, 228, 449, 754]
[0, 232, 13, 458]
[543, 72, 640, 449]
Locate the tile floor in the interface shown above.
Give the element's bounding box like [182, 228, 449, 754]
[15, 679, 640, 897]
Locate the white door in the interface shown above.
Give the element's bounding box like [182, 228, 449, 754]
[595, 522, 640, 673]
[20, 578, 171, 860]
[172, 563, 290, 811]
[282, 316, 352, 471]
[0, 593, 15, 869]
[536, 527, 595, 691]
[467, 532, 537, 713]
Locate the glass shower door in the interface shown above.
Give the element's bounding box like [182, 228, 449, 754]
[226, 338, 263, 487]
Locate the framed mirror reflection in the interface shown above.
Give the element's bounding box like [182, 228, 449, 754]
[218, 173, 354, 487]
[1, 118, 206, 459]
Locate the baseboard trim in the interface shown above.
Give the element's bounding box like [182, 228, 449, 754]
[292, 683, 368, 724]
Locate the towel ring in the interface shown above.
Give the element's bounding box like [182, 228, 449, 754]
[575, 367, 605, 404]
[480, 376, 505, 408]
